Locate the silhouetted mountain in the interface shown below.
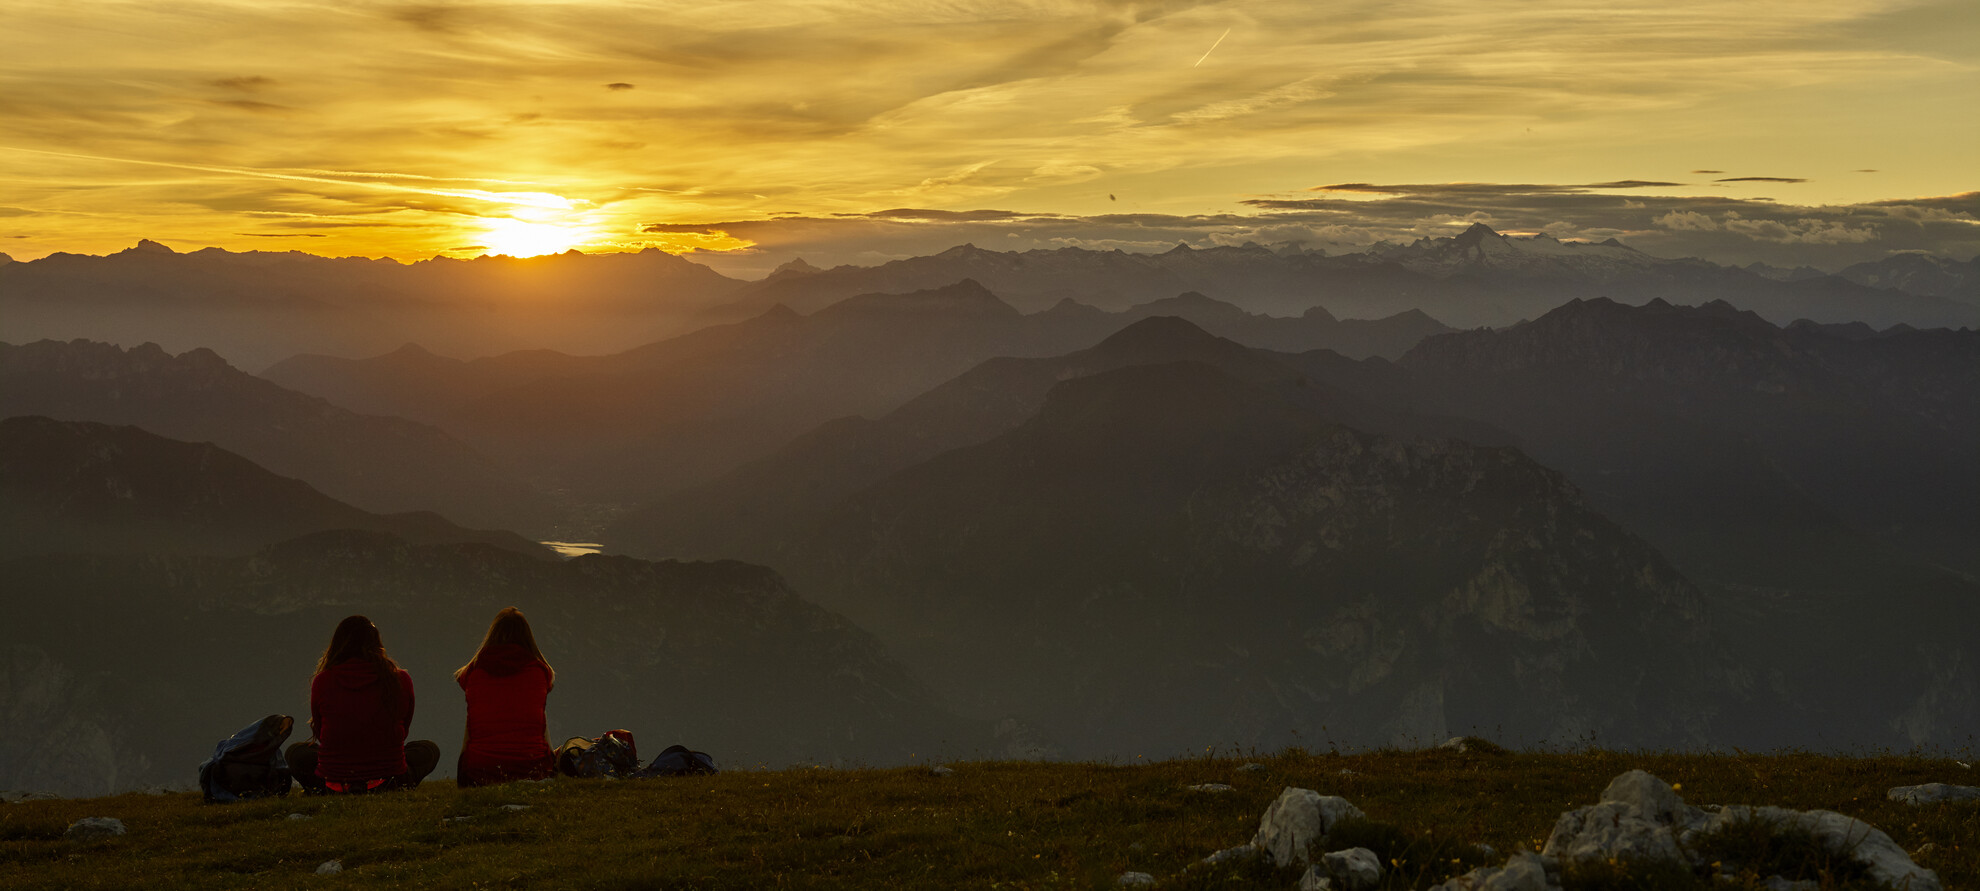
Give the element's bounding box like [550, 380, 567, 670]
[0, 416, 553, 560]
[665, 360, 1739, 756]
[263, 285, 1454, 501]
[0, 339, 553, 532]
[1400, 297, 1980, 582]
[719, 231, 1980, 329]
[0, 243, 744, 369]
[0, 531, 979, 796]
[609, 317, 1503, 566]
[1835, 253, 1980, 304]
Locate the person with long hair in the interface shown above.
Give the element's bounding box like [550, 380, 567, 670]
[285, 615, 440, 794]
[455, 607, 556, 786]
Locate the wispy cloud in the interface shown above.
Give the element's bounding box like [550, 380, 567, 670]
[0, 0, 1969, 261]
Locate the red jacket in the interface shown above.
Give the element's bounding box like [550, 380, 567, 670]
[309, 661, 415, 782]
[456, 644, 554, 785]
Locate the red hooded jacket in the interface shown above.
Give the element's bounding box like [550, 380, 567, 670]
[309, 661, 416, 782]
[456, 643, 554, 785]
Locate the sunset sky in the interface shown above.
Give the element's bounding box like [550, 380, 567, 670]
[3, 0, 1975, 275]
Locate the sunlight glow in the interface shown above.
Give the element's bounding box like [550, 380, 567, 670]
[479, 218, 592, 257]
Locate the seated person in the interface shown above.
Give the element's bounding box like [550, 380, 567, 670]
[286, 615, 439, 793]
[456, 607, 557, 786]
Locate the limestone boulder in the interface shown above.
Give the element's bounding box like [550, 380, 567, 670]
[1250, 787, 1367, 866]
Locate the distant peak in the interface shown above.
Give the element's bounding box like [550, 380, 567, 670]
[1163, 241, 1195, 254]
[772, 256, 822, 276]
[1455, 223, 1501, 241]
[935, 243, 983, 258]
[1093, 315, 1223, 353]
[761, 303, 800, 320]
[129, 238, 176, 255]
[0, 252, 13, 264]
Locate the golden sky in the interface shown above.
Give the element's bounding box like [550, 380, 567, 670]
[2, 0, 1975, 271]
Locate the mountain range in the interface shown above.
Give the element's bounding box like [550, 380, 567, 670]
[6, 230, 1973, 373]
[0, 416, 552, 561]
[0, 339, 552, 533]
[260, 282, 1451, 502]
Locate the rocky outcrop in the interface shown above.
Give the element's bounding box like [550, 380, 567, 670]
[1888, 783, 1980, 805]
[1252, 787, 1366, 866]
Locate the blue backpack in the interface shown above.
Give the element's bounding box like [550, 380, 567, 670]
[198, 715, 295, 803]
[637, 745, 718, 778]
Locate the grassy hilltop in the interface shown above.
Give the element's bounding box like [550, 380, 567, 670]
[2, 749, 1974, 890]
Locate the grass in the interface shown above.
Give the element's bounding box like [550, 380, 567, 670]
[1, 749, 1973, 890]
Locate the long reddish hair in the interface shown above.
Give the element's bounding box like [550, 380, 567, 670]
[314, 615, 402, 709]
[455, 607, 554, 685]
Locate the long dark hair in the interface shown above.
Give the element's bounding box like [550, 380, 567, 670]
[315, 614, 402, 709]
[455, 607, 555, 686]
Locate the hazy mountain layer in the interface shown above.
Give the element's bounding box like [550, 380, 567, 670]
[0, 416, 553, 560]
[1398, 298, 1980, 582]
[0, 242, 744, 370]
[262, 283, 1451, 503]
[610, 317, 1505, 565]
[0, 339, 553, 533]
[726, 227, 1980, 329]
[0, 532, 978, 797]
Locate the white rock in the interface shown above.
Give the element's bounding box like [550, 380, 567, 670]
[1115, 871, 1156, 888]
[930, 766, 955, 777]
[1320, 846, 1383, 890]
[1187, 783, 1235, 793]
[1428, 850, 1561, 891]
[1541, 770, 1699, 866]
[1251, 787, 1366, 866]
[315, 860, 343, 875]
[1759, 877, 1816, 891]
[500, 804, 532, 811]
[1236, 763, 1267, 773]
[1698, 806, 1940, 891]
[1, 791, 60, 804]
[63, 817, 125, 841]
[1888, 783, 1980, 805]
[1297, 865, 1335, 890]
[286, 813, 310, 821]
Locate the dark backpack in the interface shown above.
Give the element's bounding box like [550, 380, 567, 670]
[198, 714, 295, 803]
[635, 745, 718, 778]
[556, 729, 640, 778]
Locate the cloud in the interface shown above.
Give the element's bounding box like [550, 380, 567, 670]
[604, 83, 635, 91]
[1715, 176, 1809, 183]
[644, 188, 1979, 279]
[209, 76, 274, 92]
[1692, 170, 1725, 174]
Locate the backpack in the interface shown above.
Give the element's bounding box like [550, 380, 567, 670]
[198, 714, 295, 803]
[635, 745, 718, 778]
[556, 729, 640, 778]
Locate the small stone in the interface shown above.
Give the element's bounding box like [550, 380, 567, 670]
[287, 813, 310, 821]
[500, 804, 531, 811]
[1298, 865, 1335, 890]
[1236, 763, 1267, 773]
[63, 817, 125, 841]
[1888, 783, 1980, 805]
[1337, 769, 1355, 776]
[1427, 850, 1561, 891]
[1321, 846, 1383, 890]
[1128, 842, 1146, 853]
[1759, 877, 1817, 891]
[315, 860, 342, 875]
[1, 791, 60, 804]
[930, 766, 955, 777]
[1475, 843, 1498, 858]
[446, 816, 474, 823]
[1187, 783, 1235, 792]
[1915, 842, 1937, 857]
[1116, 871, 1156, 888]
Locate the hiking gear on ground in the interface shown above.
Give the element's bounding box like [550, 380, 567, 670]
[197, 714, 295, 803]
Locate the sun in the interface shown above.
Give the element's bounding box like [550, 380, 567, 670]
[479, 218, 590, 258]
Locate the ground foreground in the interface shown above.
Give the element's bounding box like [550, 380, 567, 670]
[2, 749, 1974, 890]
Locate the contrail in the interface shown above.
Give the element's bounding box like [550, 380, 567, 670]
[1194, 28, 1231, 67]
